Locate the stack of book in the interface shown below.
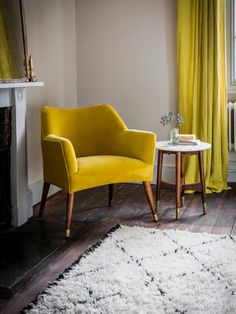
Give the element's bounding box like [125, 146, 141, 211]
[177, 134, 200, 146]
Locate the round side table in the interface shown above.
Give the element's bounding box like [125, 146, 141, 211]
[156, 141, 211, 220]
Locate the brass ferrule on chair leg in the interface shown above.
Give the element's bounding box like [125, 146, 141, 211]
[203, 203, 207, 215]
[176, 208, 180, 220]
[66, 229, 71, 238]
[153, 213, 158, 222]
[157, 200, 160, 207]
[181, 196, 185, 206]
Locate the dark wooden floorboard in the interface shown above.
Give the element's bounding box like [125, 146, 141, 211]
[1, 183, 236, 314]
[1, 220, 114, 314]
[213, 189, 236, 235]
[190, 193, 223, 233]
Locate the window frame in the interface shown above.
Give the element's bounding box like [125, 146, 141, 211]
[227, 0, 236, 92]
[230, 0, 236, 85]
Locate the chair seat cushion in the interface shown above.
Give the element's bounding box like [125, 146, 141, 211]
[70, 155, 153, 192]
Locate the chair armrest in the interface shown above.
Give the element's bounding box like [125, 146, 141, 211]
[117, 129, 156, 164]
[42, 135, 77, 190]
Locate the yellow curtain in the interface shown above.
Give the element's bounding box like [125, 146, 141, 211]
[177, 0, 229, 193]
[0, 12, 13, 79]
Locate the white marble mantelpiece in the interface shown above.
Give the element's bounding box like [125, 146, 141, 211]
[156, 141, 211, 152]
[0, 82, 44, 226]
[0, 82, 44, 89]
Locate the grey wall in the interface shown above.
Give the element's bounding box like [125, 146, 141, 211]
[75, 0, 177, 139]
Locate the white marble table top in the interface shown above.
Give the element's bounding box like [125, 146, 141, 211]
[156, 141, 211, 152]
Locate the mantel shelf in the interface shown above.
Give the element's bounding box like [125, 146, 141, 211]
[0, 82, 44, 89]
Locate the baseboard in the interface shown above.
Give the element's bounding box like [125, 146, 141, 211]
[29, 159, 234, 206]
[29, 180, 60, 205]
[228, 151, 236, 182]
[154, 162, 236, 184]
[228, 161, 236, 182]
[152, 164, 175, 184]
[29, 165, 175, 206]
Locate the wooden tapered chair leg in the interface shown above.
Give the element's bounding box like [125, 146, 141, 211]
[143, 181, 159, 222]
[108, 184, 114, 206]
[39, 182, 50, 217]
[66, 193, 74, 238]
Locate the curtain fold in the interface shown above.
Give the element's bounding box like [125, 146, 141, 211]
[177, 0, 229, 193]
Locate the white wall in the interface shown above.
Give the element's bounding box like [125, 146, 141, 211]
[24, 0, 77, 201]
[75, 0, 177, 140]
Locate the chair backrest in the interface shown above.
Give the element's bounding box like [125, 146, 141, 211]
[41, 104, 127, 157]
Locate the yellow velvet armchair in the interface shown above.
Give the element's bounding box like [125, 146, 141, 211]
[39, 104, 158, 237]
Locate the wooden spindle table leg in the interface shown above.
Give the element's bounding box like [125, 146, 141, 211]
[156, 150, 163, 207]
[181, 154, 185, 207]
[176, 152, 181, 220]
[198, 151, 207, 214]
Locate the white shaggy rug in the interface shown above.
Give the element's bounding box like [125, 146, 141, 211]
[23, 225, 236, 314]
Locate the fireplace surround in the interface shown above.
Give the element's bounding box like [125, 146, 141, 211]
[0, 107, 11, 226]
[0, 82, 43, 227]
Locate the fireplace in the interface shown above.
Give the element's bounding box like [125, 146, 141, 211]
[0, 82, 43, 227]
